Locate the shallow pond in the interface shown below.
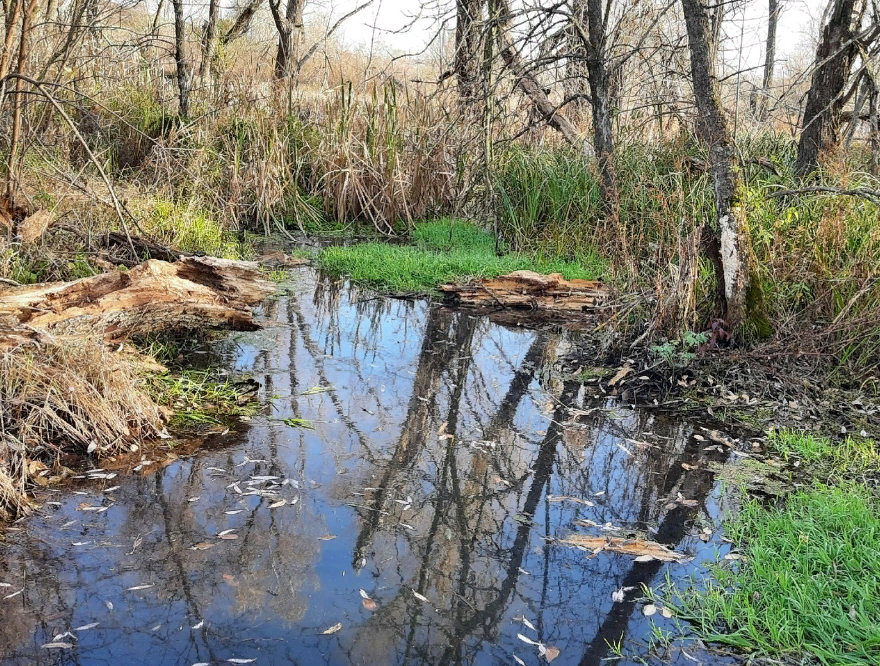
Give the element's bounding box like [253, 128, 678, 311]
[0, 269, 744, 665]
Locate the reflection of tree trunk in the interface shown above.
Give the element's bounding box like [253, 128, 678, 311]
[436, 381, 578, 662]
[353, 308, 476, 564]
[576, 438, 730, 666]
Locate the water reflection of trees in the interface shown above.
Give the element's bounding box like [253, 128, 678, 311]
[0, 272, 728, 666]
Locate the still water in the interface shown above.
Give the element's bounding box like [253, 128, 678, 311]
[0, 269, 742, 665]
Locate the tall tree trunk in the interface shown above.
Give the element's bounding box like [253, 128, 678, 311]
[171, 0, 190, 117]
[565, 0, 590, 120]
[199, 0, 219, 81]
[455, 0, 484, 108]
[869, 73, 879, 176]
[759, 0, 780, 121]
[495, 0, 582, 148]
[583, 0, 620, 224]
[794, 0, 857, 176]
[220, 0, 265, 47]
[681, 0, 768, 333]
[6, 0, 39, 202]
[271, 0, 304, 80]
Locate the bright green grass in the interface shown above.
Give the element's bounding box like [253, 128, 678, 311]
[317, 219, 606, 293]
[769, 429, 880, 472]
[673, 485, 880, 665]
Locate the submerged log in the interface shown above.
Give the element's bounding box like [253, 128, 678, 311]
[0, 256, 275, 344]
[439, 271, 608, 314]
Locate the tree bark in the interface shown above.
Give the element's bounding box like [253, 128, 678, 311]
[270, 0, 305, 79]
[794, 0, 857, 176]
[681, 0, 768, 332]
[0, 257, 276, 346]
[5, 0, 39, 201]
[220, 0, 266, 46]
[583, 0, 620, 223]
[759, 0, 780, 121]
[171, 0, 190, 117]
[199, 0, 219, 81]
[455, 0, 484, 108]
[870, 73, 879, 176]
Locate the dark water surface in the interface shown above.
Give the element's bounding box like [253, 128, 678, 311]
[0, 270, 743, 666]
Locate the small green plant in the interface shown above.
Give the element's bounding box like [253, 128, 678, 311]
[651, 331, 709, 369]
[281, 417, 315, 429]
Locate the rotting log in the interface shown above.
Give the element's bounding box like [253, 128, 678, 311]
[0, 256, 275, 344]
[439, 271, 607, 314]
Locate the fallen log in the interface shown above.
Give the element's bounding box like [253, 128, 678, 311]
[439, 270, 608, 313]
[0, 256, 275, 344]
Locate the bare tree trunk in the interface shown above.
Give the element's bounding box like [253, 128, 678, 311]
[870, 73, 879, 176]
[495, 0, 582, 148]
[6, 0, 38, 202]
[0, 0, 22, 82]
[583, 0, 620, 223]
[794, 0, 857, 177]
[199, 0, 219, 82]
[171, 0, 189, 117]
[270, 0, 304, 80]
[220, 0, 265, 46]
[759, 0, 780, 121]
[681, 0, 769, 333]
[455, 0, 484, 108]
[565, 0, 590, 120]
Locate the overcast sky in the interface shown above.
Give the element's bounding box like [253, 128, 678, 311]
[335, 0, 826, 68]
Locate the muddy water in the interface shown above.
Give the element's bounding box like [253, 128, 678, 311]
[0, 270, 743, 666]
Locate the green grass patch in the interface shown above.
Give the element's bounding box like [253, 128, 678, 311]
[672, 484, 880, 665]
[769, 429, 880, 474]
[316, 219, 606, 293]
[147, 369, 259, 427]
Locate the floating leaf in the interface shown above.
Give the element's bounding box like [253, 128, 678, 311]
[643, 604, 657, 617]
[218, 534, 239, 540]
[362, 598, 378, 611]
[724, 553, 743, 560]
[513, 656, 526, 666]
[521, 617, 536, 632]
[661, 607, 673, 618]
[192, 620, 204, 629]
[127, 584, 153, 591]
[227, 660, 256, 664]
[318, 534, 337, 541]
[105, 601, 113, 610]
[321, 623, 342, 635]
[412, 589, 429, 603]
[517, 633, 540, 646]
[190, 542, 215, 550]
[3, 589, 22, 599]
[74, 622, 99, 631]
[634, 555, 655, 562]
[41, 642, 73, 649]
[225, 510, 243, 515]
[268, 499, 286, 509]
[359, 589, 370, 599]
[188, 497, 200, 502]
[544, 646, 560, 662]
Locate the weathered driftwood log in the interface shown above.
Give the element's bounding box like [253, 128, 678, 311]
[0, 256, 275, 345]
[439, 270, 608, 313]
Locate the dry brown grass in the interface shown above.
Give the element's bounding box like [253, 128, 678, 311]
[0, 338, 163, 518]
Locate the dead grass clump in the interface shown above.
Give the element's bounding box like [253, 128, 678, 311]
[0, 339, 164, 519]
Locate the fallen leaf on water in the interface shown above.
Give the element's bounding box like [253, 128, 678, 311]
[188, 497, 200, 502]
[321, 623, 342, 634]
[611, 586, 635, 602]
[547, 495, 594, 506]
[218, 529, 236, 536]
[3, 589, 22, 599]
[557, 535, 685, 562]
[41, 643, 73, 649]
[227, 660, 256, 664]
[268, 499, 287, 509]
[521, 617, 536, 631]
[517, 633, 540, 646]
[127, 584, 153, 591]
[362, 598, 378, 611]
[661, 607, 674, 618]
[74, 622, 99, 631]
[222, 574, 238, 587]
[225, 510, 243, 515]
[724, 553, 743, 560]
[0, 583, 10, 588]
[513, 656, 526, 666]
[218, 534, 239, 540]
[643, 604, 657, 617]
[412, 589, 429, 603]
[105, 601, 113, 610]
[192, 620, 204, 629]
[318, 534, 337, 541]
[359, 589, 370, 599]
[544, 646, 561, 662]
[190, 542, 215, 550]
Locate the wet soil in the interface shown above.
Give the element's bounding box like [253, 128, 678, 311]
[0, 269, 749, 666]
